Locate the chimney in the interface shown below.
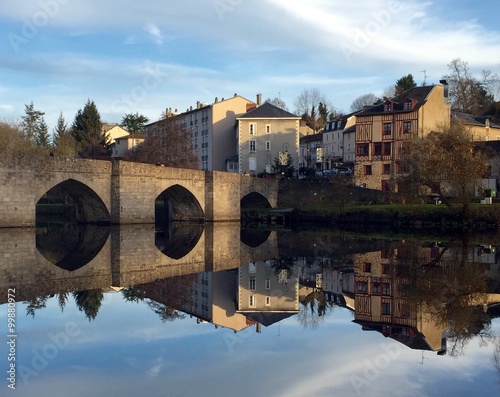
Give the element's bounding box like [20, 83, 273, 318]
[214, 97, 218, 103]
[234, 93, 237, 97]
[197, 101, 201, 109]
[256, 93, 262, 106]
[190, 106, 193, 111]
[439, 79, 449, 99]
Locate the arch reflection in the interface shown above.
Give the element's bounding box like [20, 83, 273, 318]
[36, 223, 110, 271]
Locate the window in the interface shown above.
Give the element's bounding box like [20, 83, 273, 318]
[249, 139, 256, 152]
[357, 143, 369, 156]
[265, 296, 271, 306]
[373, 282, 381, 294]
[382, 302, 391, 315]
[363, 262, 372, 272]
[383, 164, 391, 174]
[249, 295, 256, 307]
[357, 281, 368, 293]
[402, 328, 410, 337]
[383, 142, 391, 156]
[249, 277, 256, 291]
[249, 123, 256, 135]
[266, 141, 271, 151]
[385, 103, 392, 112]
[381, 180, 390, 191]
[364, 165, 372, 175]
[265, 279, 271, 290]
[405, 100, 412, 110]
[266, 124, 271, 134]
[382, 283, 391, 296]
[383, 123, 392, 135]
[374, 142, 382, 156]
[403, 121, 412, 132]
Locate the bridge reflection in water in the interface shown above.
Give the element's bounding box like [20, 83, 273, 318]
[2, 225, 500, 357]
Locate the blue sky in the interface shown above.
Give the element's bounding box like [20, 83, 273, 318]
[2, 293, 499, 397]
[1, 0, 499, 130]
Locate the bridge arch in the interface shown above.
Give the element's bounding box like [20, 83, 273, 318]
[240, 192, 272, 210]
[37, 178, 111, 224]
[155, 184, 205, 223]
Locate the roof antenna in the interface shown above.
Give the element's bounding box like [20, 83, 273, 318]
[419, 70, 430, 86]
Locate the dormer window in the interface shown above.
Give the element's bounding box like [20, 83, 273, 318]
[384, 103, 392, 112]
[405, 100, 412, 110]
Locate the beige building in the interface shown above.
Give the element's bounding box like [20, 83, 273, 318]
[145, 94, 256, 171]
[451, 112, 500, 141]
[237, 260, 300, 325]
[354, 84, 451, 190]
[236, 102, 301, 175]
[111, 134, 145, 158]
[101, 124, 130, 145]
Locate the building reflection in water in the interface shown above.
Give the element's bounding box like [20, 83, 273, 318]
[2, 223, 500, 355]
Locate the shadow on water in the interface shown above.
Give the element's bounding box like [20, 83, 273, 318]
[36, 222, 110, 271]
[240, 228, 272, 248]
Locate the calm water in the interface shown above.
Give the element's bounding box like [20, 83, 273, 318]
[1, 223, 500, 396]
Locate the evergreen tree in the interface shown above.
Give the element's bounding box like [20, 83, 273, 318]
[395, 74, 417, 94]
[21, 101, 44, 143]
[71, 100, 104, 157]
[35, 117, 50, 148]
[120, 112, 149, 134]
[53, 112, 77, 157]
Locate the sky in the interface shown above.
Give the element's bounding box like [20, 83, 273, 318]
[3, 293, 499, 397]
[1, 0, 500, 130]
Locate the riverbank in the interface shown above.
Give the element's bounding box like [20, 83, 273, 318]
[244, 203, 500, 230]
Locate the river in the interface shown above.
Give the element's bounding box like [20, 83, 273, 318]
[1, 222, 499, 396]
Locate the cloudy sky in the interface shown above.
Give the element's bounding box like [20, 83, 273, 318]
[1, 0, 499, 129]
[5, 293, 499, 397]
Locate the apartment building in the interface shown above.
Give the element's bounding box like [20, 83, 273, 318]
[299, 132, 323, 170]
[236, 101, 301, 174]
[145, 94, 256, 171]
[354, 84, 451, 190]
[323, 112, 358, 168]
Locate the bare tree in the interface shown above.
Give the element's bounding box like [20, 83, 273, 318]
[444, 58, 499, 115]
[265, 97, 289, 111]
[350, 93, 379, 112]
[124, 117, 198, 168]
[399, 120, 490, 218]
[294, 88, 330, 118]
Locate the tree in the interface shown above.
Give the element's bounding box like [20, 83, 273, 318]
[264, 97, 288, 111]
[124, 117, 198, 168]
[294, 88, 330, 131]
[273, 151, 295, 177]
[35, 117, 50, 148]
[121, 112, 150, 134]
[350, 93, 379, 112]
[0, 120, 45, 165]
[443, 58, 499, 115]
[73, 289, 104, 321]
[21, 101, 45, 143]
[399, 121, 489, 218]
[53, 112, 77, 157]
[395, 73, 417, 95]
[72, 99, 105, 158]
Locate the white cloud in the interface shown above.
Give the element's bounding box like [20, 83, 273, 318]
[143, 23, 163, 45]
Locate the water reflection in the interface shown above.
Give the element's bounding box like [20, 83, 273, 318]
[2, 225, 500, 395]
[36, 223, 110, 271]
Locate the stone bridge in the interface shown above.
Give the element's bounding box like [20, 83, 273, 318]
[0, 158, 279, 227]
